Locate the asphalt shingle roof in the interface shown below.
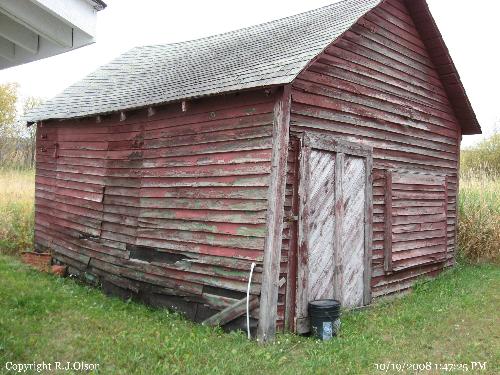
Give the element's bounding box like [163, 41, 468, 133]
[26, 0, 381, 122]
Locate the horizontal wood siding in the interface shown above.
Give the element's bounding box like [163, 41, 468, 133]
[283, 139, 300, 331]
[35, 89, 277, 323]
[290, 0, 461, 298]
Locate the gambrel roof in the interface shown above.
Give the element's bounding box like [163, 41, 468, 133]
[26, 0, 481, 134]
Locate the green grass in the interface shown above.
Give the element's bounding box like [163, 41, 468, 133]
[0, 152, 498, 374]
[0, 256, 498, 375]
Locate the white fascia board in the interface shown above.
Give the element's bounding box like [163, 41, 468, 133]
[0, 34, 93, 69]
[30, 0, 98, 38]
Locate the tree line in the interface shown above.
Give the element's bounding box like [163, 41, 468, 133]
[0, 82, 43, 170]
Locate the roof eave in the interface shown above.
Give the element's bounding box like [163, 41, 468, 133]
[25, 82, 288, 125]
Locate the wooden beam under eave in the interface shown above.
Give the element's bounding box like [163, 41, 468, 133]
[257, 85, 291, 343]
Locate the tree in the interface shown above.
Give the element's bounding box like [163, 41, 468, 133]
[0, 83, 19, 167]
[23, 97, 44, 168]
[0, 82, 18, 130]
[0, 83, 45, 169]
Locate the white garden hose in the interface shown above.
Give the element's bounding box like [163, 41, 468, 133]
[246, 262, 256, 339]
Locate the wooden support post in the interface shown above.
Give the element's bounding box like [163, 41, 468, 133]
[257, 85, 291, 343]
[384, 170, 393, 273]
[295, 141, 311, 334]
[452, 129, 462, 265]
[444, 175, 450, 259]
[333, 152, 344, 301]
[363, 155, 373, 305]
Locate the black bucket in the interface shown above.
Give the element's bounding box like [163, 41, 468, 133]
[308, 299, 341, 341]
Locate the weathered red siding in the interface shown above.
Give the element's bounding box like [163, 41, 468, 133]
[287, 0, 461, 301]
[279, 138, 300, 330]
[35, 89, 278, 324]
[33, 0, 471, 336]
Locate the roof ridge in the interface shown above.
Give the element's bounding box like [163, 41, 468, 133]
[137, 0, 350, 49]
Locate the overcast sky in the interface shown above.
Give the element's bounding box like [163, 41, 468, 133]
[0, 0, 498, 147]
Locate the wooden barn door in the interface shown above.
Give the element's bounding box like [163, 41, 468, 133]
[294, 134, 372, 333]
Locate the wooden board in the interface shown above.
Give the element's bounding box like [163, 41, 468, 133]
[257, 85, 291, 343]
[294, 134, 372, 333]
[307, 149, 336, 302]
[339, 155, 366, 308]
[384, 170, 448, 272]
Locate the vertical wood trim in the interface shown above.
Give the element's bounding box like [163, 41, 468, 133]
[363, 155, 373, 305]
[333, 152, 344, 301]
[384, 170, 393, 273]
[284, 137, 300, 331]
[453, 128, 462, 265]
[295, 141, 311, 333]
[257, 85, 292, 343]
[444, 175, 449, 259]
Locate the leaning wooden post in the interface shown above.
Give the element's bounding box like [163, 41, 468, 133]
[257, 85, 291, 343]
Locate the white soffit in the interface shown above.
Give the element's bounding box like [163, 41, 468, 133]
[0, 0, 105, 69]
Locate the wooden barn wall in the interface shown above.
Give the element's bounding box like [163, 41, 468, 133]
[34, 89, 277, 324]
[279, 138, 300, 330]
[288, 0, 461, 299]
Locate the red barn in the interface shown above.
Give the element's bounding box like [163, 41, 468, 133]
[27, 0, 481, 342]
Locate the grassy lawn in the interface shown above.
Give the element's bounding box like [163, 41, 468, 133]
[0, 256, 498, 375]
[0, 155, 498, 374]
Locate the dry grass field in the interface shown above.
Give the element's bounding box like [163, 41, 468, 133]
[0, 169, 34, 256]
[458, 174, 500, 263]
